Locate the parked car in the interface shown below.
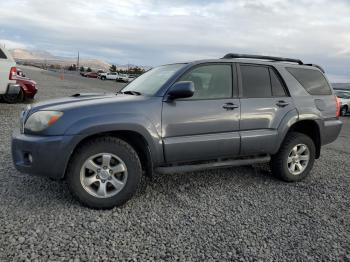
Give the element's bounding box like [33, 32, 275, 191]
[98, 72, 119, 80]
[119, 74, 137, 82]
[12, 53, 342, 209]
[116, 73, 127, 81]
[0, 46, 21, 103]
[85, 72, 99, 78]
[16, 76, 37, 100]
[335, 90, 350, 116]
[80, 72, 88, 77]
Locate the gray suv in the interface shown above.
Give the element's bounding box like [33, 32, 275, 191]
[12, 54, 342, 209]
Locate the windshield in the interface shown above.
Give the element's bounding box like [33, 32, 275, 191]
[121, 64, 185, 95]
[335, 91, 350, 99]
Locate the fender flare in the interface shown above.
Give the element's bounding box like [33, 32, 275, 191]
[64, 113, 163, 165]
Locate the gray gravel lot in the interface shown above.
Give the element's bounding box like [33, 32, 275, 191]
[0, 66, 349, 261]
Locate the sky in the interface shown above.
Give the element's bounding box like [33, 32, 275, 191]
[0, 0, 350, 82]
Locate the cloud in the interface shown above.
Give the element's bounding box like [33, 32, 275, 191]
[0, 0, 349, 81]
[0, 39, 28, 49]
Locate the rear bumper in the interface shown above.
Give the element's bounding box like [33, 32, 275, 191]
[321, 118, 343, 145]
[11, 129, 81, 179]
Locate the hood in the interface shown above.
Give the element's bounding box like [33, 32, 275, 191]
[28, 92, 146, 113]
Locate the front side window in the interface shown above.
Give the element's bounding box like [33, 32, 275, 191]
[286, 67, 332, 95]
[179, 64, 233, 99]
[122, 64, 185, 96]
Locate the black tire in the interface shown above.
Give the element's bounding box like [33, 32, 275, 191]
[340, 106, 347, 116]
[2, 89, 24, 103]
[66, 136, 142, 209]
[101, 76, 106, 80]
[270, 132, 315, 182]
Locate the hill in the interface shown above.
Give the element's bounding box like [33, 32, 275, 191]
[10, 48, 111, 71]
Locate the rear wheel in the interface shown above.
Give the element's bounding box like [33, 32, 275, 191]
[2, 89, 24, 103]
[101, 76, 106, 80]
[66, 137, 142, 209]
[270, 132, 315, 182]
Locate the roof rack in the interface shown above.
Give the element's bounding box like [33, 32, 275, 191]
[222, 53, 303, 65]
[304, 63, 325, 73]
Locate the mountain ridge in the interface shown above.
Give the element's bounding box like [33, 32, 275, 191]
[10, 48, 111, 71]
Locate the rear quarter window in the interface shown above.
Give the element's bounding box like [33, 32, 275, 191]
[286, 67, 332, 95]
[0, 48, 7, 59]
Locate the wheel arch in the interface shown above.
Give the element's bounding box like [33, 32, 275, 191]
[64, 130, 155, 179]
[286, 120, 321, 159]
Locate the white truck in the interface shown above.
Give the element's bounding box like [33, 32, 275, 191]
[98, 72, 119, 80]
[0, 46, 21, 103]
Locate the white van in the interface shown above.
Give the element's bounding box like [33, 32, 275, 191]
[0, 46, 21, 103]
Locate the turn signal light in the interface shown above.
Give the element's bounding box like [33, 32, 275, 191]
[335, 96, 340, 118]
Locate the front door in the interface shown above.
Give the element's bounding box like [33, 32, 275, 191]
[162, 63, 241, 163]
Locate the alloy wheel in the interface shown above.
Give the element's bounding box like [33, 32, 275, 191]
[80, 153, 128, 198]
[287, 144, 310, 175]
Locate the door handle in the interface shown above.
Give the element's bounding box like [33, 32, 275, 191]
[276, 100, 289, 107]
[222, 103, 239, 110]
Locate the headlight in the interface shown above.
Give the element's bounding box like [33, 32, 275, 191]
[25, 111, 63, 132]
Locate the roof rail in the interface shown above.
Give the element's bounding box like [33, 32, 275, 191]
[222, 53, 303, 65]
[304, 64, 325, 73]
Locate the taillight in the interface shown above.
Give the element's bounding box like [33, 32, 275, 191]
[9, 66, 16, 80]
[335, 96, 340, 118]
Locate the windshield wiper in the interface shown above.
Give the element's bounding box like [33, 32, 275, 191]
[118, 90, 142, 96]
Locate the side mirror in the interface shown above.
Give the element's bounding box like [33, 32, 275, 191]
[167, 81, 194, 101]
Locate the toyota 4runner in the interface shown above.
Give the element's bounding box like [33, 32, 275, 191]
[12, 53, 342, 209]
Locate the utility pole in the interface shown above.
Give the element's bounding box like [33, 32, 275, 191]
[77, 51, 80, 71]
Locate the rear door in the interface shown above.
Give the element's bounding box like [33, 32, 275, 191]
[239, 64, 294, 155]
[162, 63, 241, 163]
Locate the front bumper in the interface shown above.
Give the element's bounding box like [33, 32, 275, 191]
[22, 87, 38, 99]
[11, 128, 81, 180]
[20, 84, 38, 99]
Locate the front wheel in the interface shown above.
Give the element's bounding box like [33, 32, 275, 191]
[270, 132, 315, 182]
[66, 137, 142, 209]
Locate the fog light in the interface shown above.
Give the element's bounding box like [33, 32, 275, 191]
[28, 154, 33, 164]
[23, 152, 33, 165]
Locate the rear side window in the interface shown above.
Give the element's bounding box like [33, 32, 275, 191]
[269, 68, 287, 97]
[286, 67, 332, 95]
[241, 65, 271, 97]
[0, 48, 7, 59]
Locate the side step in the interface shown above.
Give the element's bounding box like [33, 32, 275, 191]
[155, 155, 271, 175]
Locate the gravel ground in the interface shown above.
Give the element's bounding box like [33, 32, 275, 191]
[0, 66, 349, 261]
